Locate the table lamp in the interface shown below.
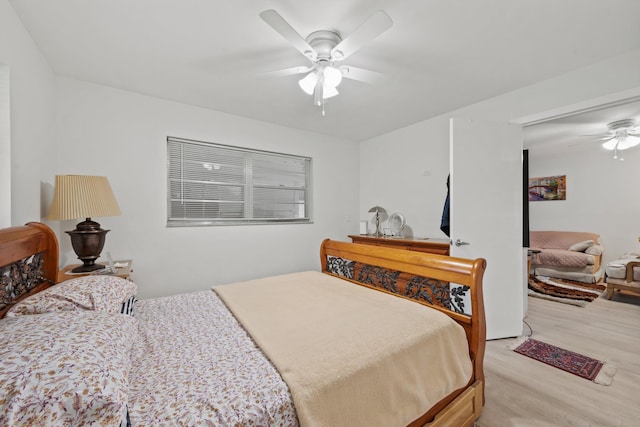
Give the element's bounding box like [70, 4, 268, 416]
[48, 175, 121, 273]
[368, 205, 387, 237]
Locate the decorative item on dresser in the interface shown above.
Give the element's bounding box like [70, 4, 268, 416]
[47, 175, 121, 273]
[1, 222, 486, 427]
[368, 205, 387, 237]
[349, 234, 450, 256]
[387, 212, 406, 237]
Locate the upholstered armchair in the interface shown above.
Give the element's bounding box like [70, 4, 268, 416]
[604, 257, 640, 299]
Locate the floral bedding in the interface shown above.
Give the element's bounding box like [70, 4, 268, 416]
[6, 275, 137, 317]
[127, 290, 298, 427]
[0, 311, 136, 426]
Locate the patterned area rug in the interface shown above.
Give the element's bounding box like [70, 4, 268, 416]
[510, 338, 615, 385]
[528, 275, 605, 307]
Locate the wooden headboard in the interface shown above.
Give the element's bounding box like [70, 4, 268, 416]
[0, 222, 59, 318]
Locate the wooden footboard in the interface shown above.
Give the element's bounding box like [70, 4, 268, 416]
[423, 381, 483, 427]
[320, 239, 486, 426]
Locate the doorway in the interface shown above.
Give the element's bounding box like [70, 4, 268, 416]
[520, 96, 640, 281]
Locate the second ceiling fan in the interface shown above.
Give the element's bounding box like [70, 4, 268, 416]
[259, 9, 393, 112]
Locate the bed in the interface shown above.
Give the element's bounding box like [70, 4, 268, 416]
[0, 222, 487, 427]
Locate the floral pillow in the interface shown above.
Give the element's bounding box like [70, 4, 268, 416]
[0, 310, 136, 426]
[5, 275, 137, 317]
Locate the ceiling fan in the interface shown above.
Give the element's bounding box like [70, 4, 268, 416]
[259, 9, 393, 113]
[596, 119, 640, 160]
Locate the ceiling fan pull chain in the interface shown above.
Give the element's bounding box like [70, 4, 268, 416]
[613, 146, 620, 160]
[322, 99, 326, 116]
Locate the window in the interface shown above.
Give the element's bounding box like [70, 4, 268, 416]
[167, 137, 311, 226]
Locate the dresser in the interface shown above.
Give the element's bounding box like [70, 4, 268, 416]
[348, 235, 450, 256]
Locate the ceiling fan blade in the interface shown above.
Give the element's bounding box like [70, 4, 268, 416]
[578, 134, 613, 139]
[339, 65, 387, 85]
[331, 10, 393, 61]
[260, 10, 317, 61]
[258, 66, 313, 78]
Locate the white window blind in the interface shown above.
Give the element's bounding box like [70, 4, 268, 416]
[167, 137, 311, 226]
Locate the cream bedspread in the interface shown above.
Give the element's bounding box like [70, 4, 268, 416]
[214, 271, 472, 427]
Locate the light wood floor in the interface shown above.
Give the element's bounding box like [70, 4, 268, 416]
[476, 291, 640, 427]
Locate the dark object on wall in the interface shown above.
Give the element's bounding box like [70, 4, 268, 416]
[523, 150, 530, 247]
[440, 174, 450, 237]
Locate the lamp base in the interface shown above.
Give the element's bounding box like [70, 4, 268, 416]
[70, 263, 106, 273]
[66, 218, 109, 273]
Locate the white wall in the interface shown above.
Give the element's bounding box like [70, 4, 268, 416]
[0, 64, 9, 228]
[529, 146, 640, 265]
[360, 116, 450, 238]
[360, 48, 640, 339]
[54, 78, 360, 298]
[0, 0, 57, 228]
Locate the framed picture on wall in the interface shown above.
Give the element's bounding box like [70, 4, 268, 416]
[528, 175, 566, 201]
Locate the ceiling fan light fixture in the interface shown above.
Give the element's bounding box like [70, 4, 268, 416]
[299, 67, 340, 103]
[323, 66, 343, 88]
[298, 72, 317, 95]
[260, 9, 393, 112]
[617, 134, 640, 150]
[602, 119, 640, 158]
[324, 86, 339, 99]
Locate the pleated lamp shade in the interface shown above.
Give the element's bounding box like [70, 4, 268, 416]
[48, 175, 121, 273]
[48, 175, 121, 220]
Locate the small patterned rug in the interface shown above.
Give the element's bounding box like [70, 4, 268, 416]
[510, 338, 615, 385]
[528, 276, 605, 307]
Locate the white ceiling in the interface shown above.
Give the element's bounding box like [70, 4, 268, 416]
[9, 0, 640, 141]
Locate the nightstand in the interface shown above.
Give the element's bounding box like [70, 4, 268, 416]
[57, 260, 133, 283]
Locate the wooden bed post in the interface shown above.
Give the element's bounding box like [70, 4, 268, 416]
[468, 258, 487, 403]
[26, 221, 59, 282]
[0, 222, 59, 318]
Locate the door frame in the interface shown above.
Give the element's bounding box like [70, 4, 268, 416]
[513, 90, 640, 128]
